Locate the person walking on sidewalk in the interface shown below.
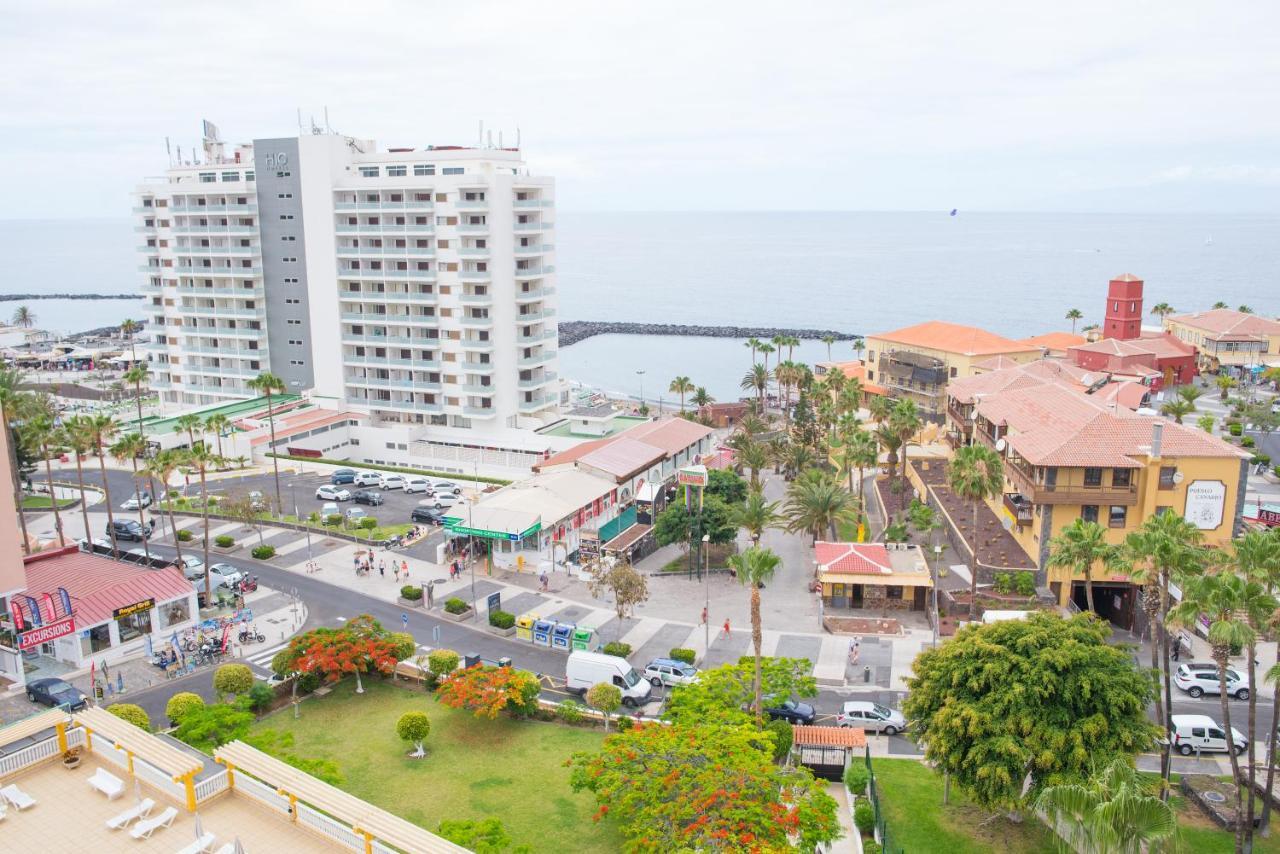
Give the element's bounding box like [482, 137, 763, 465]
[378, 559, 385, 577]
[722, 618, 731, 638]
[402, 560, 410, 580]
[700, 606, 708, 625]
[393, 563, 400, 582]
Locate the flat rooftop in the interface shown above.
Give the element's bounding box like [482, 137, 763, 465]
[128, 394, 302, 436]
[538, 414, 648, 439]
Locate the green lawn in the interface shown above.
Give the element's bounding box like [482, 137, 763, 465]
[1160, 778, 1280, 854]
[20, 494, 76, 509]
[249, 679, 622, 853]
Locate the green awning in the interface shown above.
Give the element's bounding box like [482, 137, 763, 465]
[444, 519, 542, 542]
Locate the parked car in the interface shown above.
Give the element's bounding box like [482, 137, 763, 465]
[565, 651, 652, 707]
[121, 491, 153, 510]
[1170, 714, 1247, 756]
[173, 554, 204, 576]
[206, 563, 246, 590]
[1175, 662, 1250, 700]
[429, 480, 462, 495]
[836, 701, 907, 735]
[643, 658, 699, 687]
[764, 699, 816, 725]
[353, 472, 383, 487]
[320, 502, 340, 518]
[346, 507, 368, 523]
[353, 490, 384, 506]
[248, 490, 266, 511]
[419, 493, 461, 510]
[411, 506, 447, 525]
[330, 469, 357, 485]
[380, 474, 406, 490]
[26, 677, 88, 711]
[404, 476, 432, 494]
[106, 519, 149, 542]
[315, 485, 352, 501]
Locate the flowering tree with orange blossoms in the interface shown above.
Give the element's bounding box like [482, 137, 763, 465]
[568, 721, 839, 852]
[435, 665, 541, 719]
[288, 616, 400, 694]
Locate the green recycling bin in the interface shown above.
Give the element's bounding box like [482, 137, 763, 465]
[516, 614, 536, 643]
[571, 626, 594, 651]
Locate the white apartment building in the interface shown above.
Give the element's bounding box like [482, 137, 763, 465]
[135, 124, 560, 432]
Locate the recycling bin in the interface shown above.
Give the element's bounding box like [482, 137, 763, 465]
[571, 626, 594, 652]
[551, 622, 574, 651]
[532, 619, 553, 646]
[515, 614, 536, 642]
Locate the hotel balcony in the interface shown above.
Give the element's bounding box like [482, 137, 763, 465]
[459, 293, 493, 305]
[461, 339, 495, 352]
[345, 375, 443, 393]
[458, 269, 491, 282]
[516, 308, 556, 322]
[345, 355, 439, 370]
[341, 332, 417, 346]
[460, 315, 492, 327]
[176, 263, 263, 275]
[463, 405, 499, 418]
[1002, 493, 1034, 526]
[518, 351, 555, 366]
[519, 394, 554, 411]
[336, 244, 434, 258]
[1004, 455, 1140, 507]
[513, 221, 550, 231]
[517, 330, 557, 344]
[518, 372, 557, 388]
[334, 200, 434, 212]
[333, 223, 434, 235]
[456, 223, 489, 235]
[515, 286, 554, 302]
[339, 289, 436, 305]
[513, 199, 553, 208]
[181, 305, 265, 320]
[340, 312, 438, 326]
[462, 362, 495, 374]
[357, 397, 444, 414]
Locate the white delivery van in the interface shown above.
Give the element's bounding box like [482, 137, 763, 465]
[1170, 714, 1247, 756]
[565, 651, 652, 707]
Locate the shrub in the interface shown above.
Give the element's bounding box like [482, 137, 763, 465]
[176, 529, 193, 542]
[396, 711, 431, 756]
[616, 714, 635, 732]
[1275, 464, 1280, 479]
[214, 534, 235, 548]
[359, 516, 378, 530]
[388, 631, 416, 661]
[992, 572, 1013, 595]
[765, 719, 793, 760]
[437, 819, 519, 853]
[213, 663, 254, 699]
[165, 692, 205, 724]
[427, 649, 460, 677]
[173, 703, 254, 752]
[107, 703, 150, 730]
[1014, 572, 1036, 597]
[270, 648, 296, 678]
[1252, 454, 1271, 466]
[844, 762, 870, 795]
[854, 800, 875, 835]
[1242, 436, 1256, 448]
[488, 610, 515, 629]
[556, 699, 585, 725]
[864, 840, 882, 854]
[325, 514, 343, 527]
[602, 641, 632, 658]
[246, 683, 275, 713]
[1229, 423, 1244, 436]
[297, 671, 321, 693]
[444, 597, 469, 615]
[251, 545, 276, 560]
[669, 648, 696, 665]
[400, 585, 423, 601]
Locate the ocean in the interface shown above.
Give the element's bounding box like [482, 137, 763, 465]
[2, 212, 1277, 401]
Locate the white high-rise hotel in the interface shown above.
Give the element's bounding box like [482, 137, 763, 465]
[135, 124, 559, 430]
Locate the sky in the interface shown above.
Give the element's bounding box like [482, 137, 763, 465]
[3, 0, 1279, 217]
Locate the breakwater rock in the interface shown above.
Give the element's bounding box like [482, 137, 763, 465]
[560, 321, 857, 346]
[0, 293, 141, 302]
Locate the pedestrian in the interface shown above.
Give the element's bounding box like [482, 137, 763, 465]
[852, 637, 861, 664]
[379, 559, 386, 577]
[393, 563, 400, 582]
[426, 583, 435, 607]
[353, 555, 360, 575]
[722, 618, 731, 638]
[700, 605, 708, 625]
[402, 559, 409, 579]
[539, 571, 549, 592]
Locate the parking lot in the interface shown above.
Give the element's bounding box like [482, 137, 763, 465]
[288, 469, 481, 527]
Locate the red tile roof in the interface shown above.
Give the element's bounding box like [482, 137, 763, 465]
[23, 547, 193, 627]
[792, 725, 866, 748]
[1020, 332, 1088, 351]
[1169, 308, 1280, 339]
[815, 542, 895, 575]
[535, 436, 614, 470]
[870, 321, 1040, 356]
[973, 355, 1023, 372]
[1069, 332, 1194, 361]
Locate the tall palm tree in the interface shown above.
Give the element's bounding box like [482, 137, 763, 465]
[1216, 373, 1238, 401]
[740, 365, 768, 410]
[1232, 531, 1280, 837]
[175, 413, 203, 450]
[84, 413, 119, 556]
[851, 336, 865, 361]
[11, 305, 36, 328]
[783, 473, 858, 543]
[62, 415, 96, 543]
[758, 343, 776, 401]
[0, 366, 33, 552]
[888, 398, 922, 485]
[779, 442, 816, 481]
[143, 449, 187, 570]
[744, 337, 762, 370]
[123, 362, 150, 428]
[110, 433, 152, 564]
[821, 334, 836, 362]
[837, 427, 879, 513]
[731, 490, 780, 543]
[726, 545, 781, 728]
[1159, 399, 1193, 424]
[691, 387, 713, 408]
[947, 444, 1003, 620]
[1149, 302, 1175, 322]
[736, 440, 769, 491]
[1046, 518, 1118, 615]
[867, 393, 892, 424]
[119, 318, 141, 363]
[203, 412, 232, 459]
[1065, 308, 1083, 334]
[873, 423, 901, 480]
[1239, 305, 1254, 314]
[25, 415, 67, 546]
[1034, 756, 1176, 854]
[668, 376, 694, 412]
[248, 371, 287, 510]
[185, 445, 223, 603]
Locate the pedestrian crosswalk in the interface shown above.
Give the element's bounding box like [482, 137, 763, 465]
[243, 641, 289, 674]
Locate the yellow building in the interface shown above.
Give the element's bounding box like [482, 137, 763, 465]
[944, 378, 1248, 623]
[1164, 308, 1280, 372]
[864, 321, 1042, 421]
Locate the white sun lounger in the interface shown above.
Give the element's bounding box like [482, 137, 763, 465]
[0, 784, 35, 810]
[213, 845, 235, 854]
[174, 833, 217, 854]
[129, 805, 177, 839]
[88, 767, 126, 800]
[106, 797, 155, 830]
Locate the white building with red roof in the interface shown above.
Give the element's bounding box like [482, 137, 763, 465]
[814, 541, 932, 613]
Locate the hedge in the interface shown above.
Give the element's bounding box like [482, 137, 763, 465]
[267, 452, 511, 486]
[444, 597, 470, 615]
[1229, 423, 1244, 436]
[669, 648, 696, 665]
[488, 610, 515, 629]
[400, 585, 423, 601]
[854, 801, 875, 834]
[251, 545, 276, 560]
[844, 762, 869, 795]
[214, 534, 235, 548]
[602, 641, 632, 658]
[176, 529, 193, 542]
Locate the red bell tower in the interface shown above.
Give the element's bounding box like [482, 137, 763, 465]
[1103, 274, 1143, 340]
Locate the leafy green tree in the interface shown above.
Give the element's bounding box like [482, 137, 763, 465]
[586, 682, 622, 730]
[1034, 756, 1175, 854]
[727, 546, 781, 727]
[173, 703, 255, 752]
[84, 412, 119, 555]
[25, 413, 68, 546]
[568, 721, 839, 852]
[1196, 413, 1216, 433]
[653, 494, 737, 549]
[436, 818, 529, 854]
[396, 711, 431, 758]
[107, 703, 150, 730]
[248, 371, 287, 509]
[1047, 519, 1121, 616]
[585, 559, 649, 640]
[165, 692, 205, 725]
[947, 444, 1004, 620]
[902, 612, 1157, 810]
[705, 467, 747, 505]
[665, 658, 816, 727]
[213, 663, 254, 700]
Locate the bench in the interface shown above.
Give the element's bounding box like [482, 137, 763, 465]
[0, 784, 35, 810]
[88, 767, 125, 800]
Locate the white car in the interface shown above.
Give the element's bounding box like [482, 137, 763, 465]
[419, 493, 460, 510]
[380, 474, 406, 490]
[353, 472, 383, 488]
[316, 485, 352, 501]
[320, 502, 340, 519]
[174, 554, 204, 576]
[404, 476, 432, 494]
[836, 701, 908, 735]
[429, 481, 462, 495]
[1175, 662, 1250, 700]
[121, 492, 153, 510]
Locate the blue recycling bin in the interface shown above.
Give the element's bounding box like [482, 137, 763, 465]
[551, 622, 574, 651]
[532, 619, 553, 646]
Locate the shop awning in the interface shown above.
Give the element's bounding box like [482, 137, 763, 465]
[444, 505, 541, 541]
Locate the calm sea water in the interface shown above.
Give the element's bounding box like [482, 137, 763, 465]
[3, 213, 1277, 400]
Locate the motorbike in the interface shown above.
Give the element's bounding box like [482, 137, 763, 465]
[238, 625, 266, 644]
[232, 575, 259, 594]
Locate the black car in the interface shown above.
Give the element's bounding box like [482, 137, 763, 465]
[353, 489, 384, 506]
[27, 677, 88, 711]
[411, 506, 446, 525]
[765, 699, 816, 724]
[331, 468, 357, 485]
[107, 519, 149, 542]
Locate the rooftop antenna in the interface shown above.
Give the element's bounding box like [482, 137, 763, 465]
[487, 130, 494, 149]
[499, 131, 504, 148]
[478, 120, 484, 147]
[324, 106, 332, 134]
[297, 108, 303, 135]
[165, 136, 172, 167]
[176, 144, 182, 165]
[516, 127, 521, 149]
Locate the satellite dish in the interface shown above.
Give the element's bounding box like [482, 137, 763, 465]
[1000, 515, 1014, 532]
[995, 437, 1007, 452]
[1172, 471, 1185, 485]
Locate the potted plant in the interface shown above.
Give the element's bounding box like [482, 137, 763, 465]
[213, 534, 238, 553]
[62, 747, 82, 769]
[487, 609, 516, 637]
[398, 585, 424, 609]
[442, 597, 473, 622]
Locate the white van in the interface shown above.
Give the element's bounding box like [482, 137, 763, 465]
[1170, 714, 1247, 756]
[565, 651, 652, 707]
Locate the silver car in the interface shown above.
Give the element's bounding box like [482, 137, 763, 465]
[837, 701, 907, 735]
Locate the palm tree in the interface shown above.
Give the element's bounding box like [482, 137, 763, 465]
[203, 412, 232, 459]
[11, 305, 36, 328]
[1216, 373, 1238, 401]
[84, 413, 119, 556]
[1046, 519, 1118, 616]
[867, 394, 892, 424]
[1232, 531, 1280, 837]
[736, 440, 769, 491]
[175, 413, 203, 450]
[185, 445, 223, 603]
[119, 319, 141, 363]
[0, 367, 33, 552]
[821, 334, 836, 362]
[732, 490, 780, 544]
[1159, 399, 1193, 424]
[740, 365, 768, 410]
[249, 371, 287, 511]
[726, 546, 781, 728]
[668, 376, 694, 412]
[947, 444, 1003, 620]
[779, 442, 816, 481]
[1175, 384, 1203, 409]
[123, 362, 150, 428]
[783, 473, 858, 543]
[851, 336, 865, 361]
[1034, 756, 1176, 854]
[1064, 308, 1084, 334]
[1213, 301, 1229, 309]
[691, 387, 713, 408]
[62, 415, 96, 543]
[143, 449, 187, 570]
[745, 337, 762, 370]
[110, 433, 152, 564]
[842, 428, 879, 512]
[1239, 305, 1254, 314]
[25, 415, 67, 546]
[888, 398, 922, 485]
[873, 424, 901, 480]
[1149, 302, 1175, 322]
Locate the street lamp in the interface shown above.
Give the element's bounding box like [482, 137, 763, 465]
[932, 544, 942, 647]
[636, 370, 646, 411]
[702, 533, 711, 653]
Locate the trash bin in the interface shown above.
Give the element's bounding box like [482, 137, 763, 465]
[515, 614, 536, 642]
[571, 626, 594, 651]
[551, 622, 574, 651]
[533, 620, 553, 646]
[497, 656, 512, 668]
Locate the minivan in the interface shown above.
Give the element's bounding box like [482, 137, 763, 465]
[1175, 662, 1251, 700]
[565, 651, 652, 707]
[1170, 714, 1247, 756]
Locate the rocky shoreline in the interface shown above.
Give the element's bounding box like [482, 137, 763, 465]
[559, 320, 857, 346]
[0, 293, 139, 302]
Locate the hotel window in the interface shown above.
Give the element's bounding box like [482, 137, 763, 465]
[199, 172, 216, 183]
[1083, 467, 1103, 487]
[1159, 466, 1178, 489]
[1081, 505, 1099, 523]
[221, 171, 239, 182]
[1108, 505, 1128, 528]
[443, 167, 464, 175]
[359, 166, 380, 178]
[950, 366, 958, 378]
[414, 164, 435, 176]
[246, 172, 254, 181]
[1112, 469, 1132, 488]
[387, 165, 407, 177]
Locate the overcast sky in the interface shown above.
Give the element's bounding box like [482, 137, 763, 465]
[4, 1, 1278, 217]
